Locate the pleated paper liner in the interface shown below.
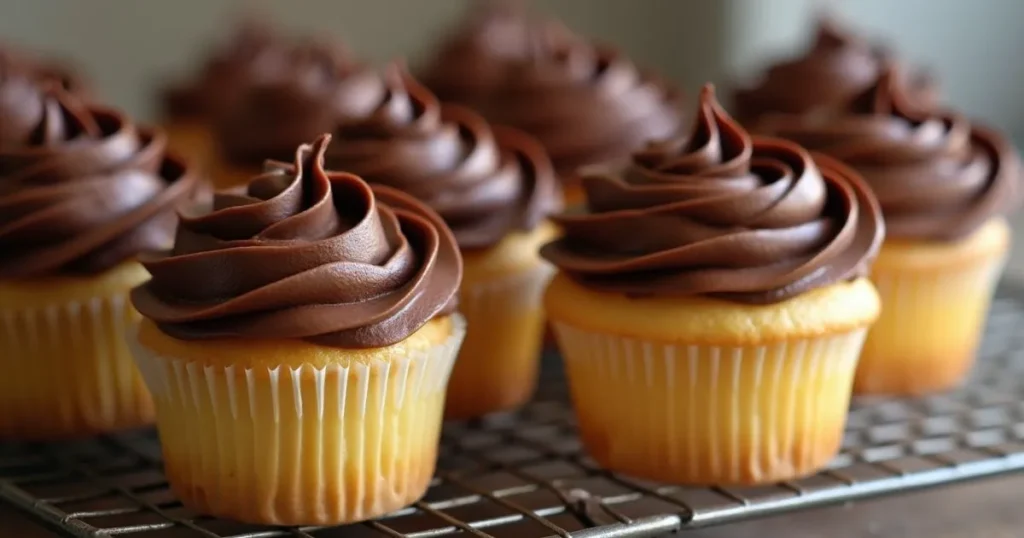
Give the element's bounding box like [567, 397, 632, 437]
[554, 322, 867, 485]
[445, 262, 554, 419]
[857, 218, 1010, 395]
[128, 315, 466, 526]
[0, 272, 155, 439]
[857, 253, 1005, 394]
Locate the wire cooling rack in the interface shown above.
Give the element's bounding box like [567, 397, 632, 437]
[5, 285, 1024, 537]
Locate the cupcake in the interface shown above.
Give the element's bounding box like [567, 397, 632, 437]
[211, 39, 372, 190]
[756, 67, 1021, 395]
[128, 134, 465, 525]
[542, 85, 884, 485]
[423, 4, 686, 206]
[159, 18, 283, 174]
[0, 78, 198, 439]
[734, 17, 938, 126]
[324, 65, 562, 419]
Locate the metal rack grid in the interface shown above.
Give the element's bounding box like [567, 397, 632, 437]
[4, 285, 1024, 538]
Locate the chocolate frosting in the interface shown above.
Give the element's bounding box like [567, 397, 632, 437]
[541, 85, 884, 304]
[131, 134, 463, 349]
[325, 66, 562, 250]
[424, 6, 685, 176]
[161, 18, 284, 120]
[214, 40, 373, 166]
[1, 44, 89, 97]
[423, 0, 576, 106]
[0, 83, 198, 279]
[756, 67, 1021, 242]
[734, 18, 939, 124]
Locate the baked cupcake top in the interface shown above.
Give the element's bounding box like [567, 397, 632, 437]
[214, 40, 373, 166]
[424, 6, 685, 176]
[541, 84, 884, 304]
[0, 79, 199, 279]
[757, 66, 1021, 242]
[131, 134, 462, 349]
[161, 18, 283, 121]
[325, 66, 561, 250]
[734, 18, 938, 124]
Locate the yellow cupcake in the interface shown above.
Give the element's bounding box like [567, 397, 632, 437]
[0, 86, 198, 439]
[445, 220, 558, 419]
[753, 67, 1021, 395]
[542, 86, 884, 485]
[856, 217, 1009, 394]
[318, 69, 565, 419]
[0, 262, 155, 439]
[129, 314, 464, 525]
[129, 135, 465, 525]
[548, 275, 878, 484]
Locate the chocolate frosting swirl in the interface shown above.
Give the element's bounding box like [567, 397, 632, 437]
[131, 134, 463, 349]
[214, 40, 375, 166]
[161, 18, 283, 120]
[423, 0, 576, 106]
[0, 83, 198, 279]
[1, 44, 90, 97]
[756, 67, 1021, 242]
[734, 18, 938, 124]
[424, 8, 685, 176]
[541, 85, 884, 304]
[325, 66, 562, 249]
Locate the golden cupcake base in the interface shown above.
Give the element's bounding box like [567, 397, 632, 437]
[0, 262, 155, 440]
[545, 274, 879, 485]
[556, 323, 866, 484]
[445, 222, 559, 420]
[857, 217, 1010, 395]
[128, 315, 465, 526]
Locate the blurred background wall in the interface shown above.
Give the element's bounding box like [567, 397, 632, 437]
[1, 0, 1021, 137]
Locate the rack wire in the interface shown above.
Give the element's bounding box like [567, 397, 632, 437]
[5, 284, 1024, 537]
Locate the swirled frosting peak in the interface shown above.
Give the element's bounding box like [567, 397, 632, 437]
[215, 39, 376, 166]
[758, 66, 1021, 241]
[161, 17, 283, 120]
[131, 134, 463, 348]
[422, 0, 576, 105]
[541, 84, 884, 304]
[424, 8, 685, 177]
[734, 17, 938, 124]
[0, 87, 198, 278]
[325, 64, 562, 249]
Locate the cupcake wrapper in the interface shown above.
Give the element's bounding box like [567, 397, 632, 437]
[0, 293, 154, 439]
[553, 323, 867, 485]
[128, 315, 465, 526]
[857, 253, 1006, 394]
[446, 263, 555, 419]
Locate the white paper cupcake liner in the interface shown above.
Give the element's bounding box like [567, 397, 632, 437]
[553, 322, 867, 484]
[446, 262, 555, 418]
[128, 315, 465, 526]
[0, 293, 153, 438]
[857, 252, 1006, 393]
